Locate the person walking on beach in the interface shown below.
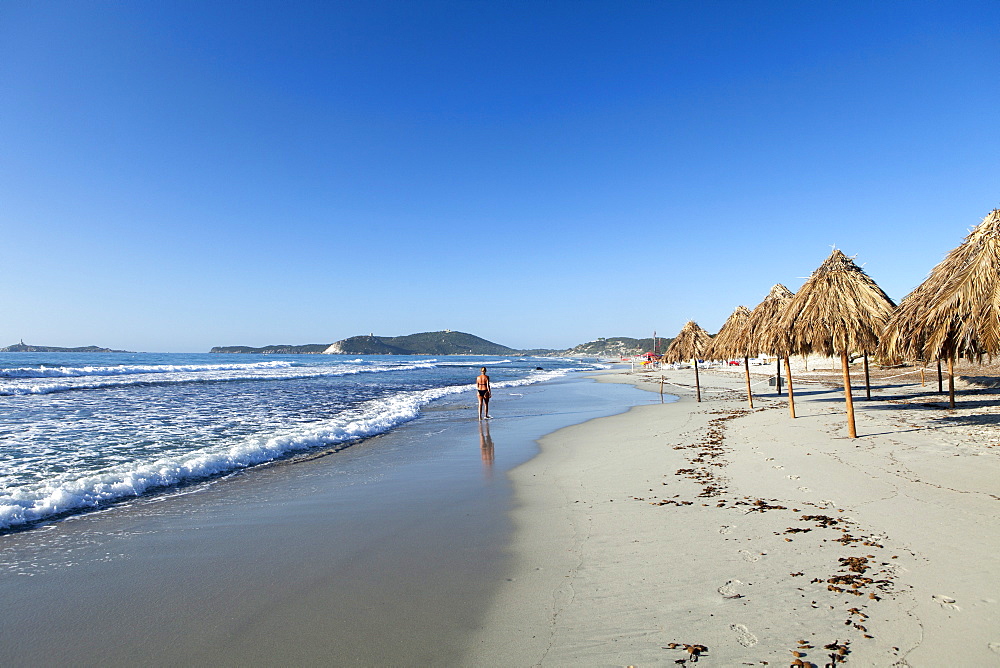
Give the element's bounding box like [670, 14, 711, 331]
[476, 367, 492, 419]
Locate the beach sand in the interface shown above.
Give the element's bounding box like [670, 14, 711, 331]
[4, 366, 997, 666]
[469, 365, 1000, 666]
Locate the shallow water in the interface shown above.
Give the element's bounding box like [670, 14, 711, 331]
[0, 372, 663, 666]
[0, 352, 603, 531]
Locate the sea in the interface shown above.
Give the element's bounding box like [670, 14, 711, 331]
[0, 351, 608, 533]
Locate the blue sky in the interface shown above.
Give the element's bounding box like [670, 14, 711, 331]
[2, 1, 998, 352]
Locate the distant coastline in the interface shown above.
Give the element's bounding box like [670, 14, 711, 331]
[211, 331, 523, 356]
[1, 342, 134, 353]
[209, 344, 330, 355]
[210, 331, 673, 358]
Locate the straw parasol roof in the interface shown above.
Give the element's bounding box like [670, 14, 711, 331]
[881, 209, 1000, 363]
[705, 306, 752, 361]
[706, 305, 757, 408]
[777, 250, 896, 357]
[662, 321, 712, 363]
[734, 284, 795, 357]
[778, 249, 896, 437]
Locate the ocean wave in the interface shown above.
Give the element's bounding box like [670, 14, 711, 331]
[0, 365, 577, 530]
[0, 361, 442, 396]
[0, 384, 468, 531]
[493, 367, 574, 388]
[0, 361, 293, 379]
[437, 359, 512, 367]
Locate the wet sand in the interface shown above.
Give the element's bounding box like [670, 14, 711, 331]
[470, 366, 1000, 666]
[0, 376, 656, 666]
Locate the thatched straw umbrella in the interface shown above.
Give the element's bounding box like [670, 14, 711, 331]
[705, 305, 755, 408]
[736, 284, 798, 418]
[663, 321, 713, 402]
[880, 208, 1000, 408]
[778, 249, 896, 437]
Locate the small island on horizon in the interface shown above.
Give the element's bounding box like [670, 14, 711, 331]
[1, 341, 134, 354]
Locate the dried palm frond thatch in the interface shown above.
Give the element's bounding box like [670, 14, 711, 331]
[733, 284, 794, 357]
[779, 249, 896, 437]
[778, 250, 896, 358]
[705, 306, 752, 360]
[734, 284, 797, 417]
[880, 208, 1000, 407]
[663, 320, 713, 362]
[663, 321, 713, 402]
[705, 305, 755, 407]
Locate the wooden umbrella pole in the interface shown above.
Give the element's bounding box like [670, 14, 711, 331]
[784, 355, 796, 418]
[775, 358, 783, 396]
[841, 350, 857, 438]
[743, 356, 753, 408]
[937, 359, 943, 393]
[863, 352, 871, 399]
[693, 358, 702, 402]
[948, 355, 956, 409]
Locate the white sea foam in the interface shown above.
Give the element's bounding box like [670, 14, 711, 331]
[0, 361, 292, 378]
[0, 383, 466, 530]
[0, 361, 442, 396]
[0, 364, 579, 531]
[438, 359, 512, 366]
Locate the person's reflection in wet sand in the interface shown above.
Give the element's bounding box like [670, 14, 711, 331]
[479, 419, 495, 475]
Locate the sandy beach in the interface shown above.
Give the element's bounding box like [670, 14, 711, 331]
[470, 364, 1000, 666]
[3, 363, 998, 666]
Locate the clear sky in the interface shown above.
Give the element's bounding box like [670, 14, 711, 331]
[2, 1, 998, 352]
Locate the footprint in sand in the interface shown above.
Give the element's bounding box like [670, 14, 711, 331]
[932, 594, 961, 611]
[739, 549, 760, 563]
[787, 474, 800, 480]
[730, 623, 758, 647]
[719, 525, 735, 534]
[797, 486, 811, 492]
[772, 465, 784, 469]
[717, 579, 744, 598]
[821, 499, 837, 508]
[988, 642, 1000, 654]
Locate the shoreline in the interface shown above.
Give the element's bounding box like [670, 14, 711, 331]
[468, 366, 1000, 665]
[0, 373, 655, 666]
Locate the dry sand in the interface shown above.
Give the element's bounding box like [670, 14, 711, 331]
[468, 365, 1000, 666]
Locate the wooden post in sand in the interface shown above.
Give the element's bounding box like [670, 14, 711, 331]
[947, 355, 956, 409]
[660, 375, 664, 397]
[937, 359, 943, 393]
[863, 352, 871, 399]
[775, 358, 783, 396]
[841, 350, 857, 438]
[784, 355, 796, 418]
[920, 365, 925, 387]
[693, 358, 702, 402]
[743, 356, 753, 408]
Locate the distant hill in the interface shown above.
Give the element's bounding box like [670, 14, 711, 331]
[558, 337, 674, 358]
[208, 332, 679, 358]
[209, 344, 329, 354]
[1, 342, 133, 353]
[324, 331, 518, 356]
